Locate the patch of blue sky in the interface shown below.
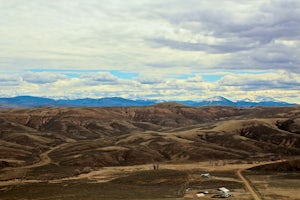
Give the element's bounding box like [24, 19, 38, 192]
[26, 69, 275, 81]
[179, 70, 277, 81]
[176, 73, 223, 82]
[27, 69, 138, 80]
[109, 70, 138, 80]
[177, 74, 194, 79]
[28, 69, 100, 73]
[202, 75, 223, 82]
[64, 73, 81, 78]
[199, 70, 275, 81]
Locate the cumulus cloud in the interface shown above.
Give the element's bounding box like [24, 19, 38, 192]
[148, 0, 300, 71]
[149, 37, 257, 54]
[80, 72, 120, 85]
[23, 72, 67, 84]
[0, 1, 299, 103]
[186, 75, 204, 83]
[218, 71, 300, 90]
[0, 74, 22, 86]
[135, 75, 164, 84]
[0, 0, 298, 73]
[0, 70, 299, 103]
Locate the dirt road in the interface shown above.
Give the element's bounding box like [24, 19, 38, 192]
[0, 153, 293, 191]
[23, 143, 69, 169]
[0, 143, 70, 186]
[237, 169, 261, 200]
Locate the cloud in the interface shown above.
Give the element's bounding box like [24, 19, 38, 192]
[23, 72, 67, 84]
[218, 71, 300, 90]
[0, 74, 22, 86]
[0, 70, 299, 103]
[186, 75, 204, 83]
[0, 1, 299, 103]
[80, 72, 120, 85]
[149, 37, 257, 54]
[135, 75, 164, 84]
[1, 0, 298, 73]
[147, 0, 300, 71]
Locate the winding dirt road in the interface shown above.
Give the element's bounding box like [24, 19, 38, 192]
[0, 143, 69, 186]
[22, 143, 69, 169]
[0, 147, 294, 199]
[237, 169, 261, 200]
[235, 158, 296, 200]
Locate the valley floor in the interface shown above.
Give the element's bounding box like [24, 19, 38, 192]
[1, 158, 299, 200]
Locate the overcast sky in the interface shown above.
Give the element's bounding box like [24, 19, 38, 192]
[0, 0, 299, 102]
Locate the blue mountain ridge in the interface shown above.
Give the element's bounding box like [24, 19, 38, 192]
[0, 96, 296, 108]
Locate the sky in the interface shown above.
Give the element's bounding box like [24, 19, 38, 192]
[0, 0, 300, 103]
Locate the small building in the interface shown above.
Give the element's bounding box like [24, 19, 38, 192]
[201, 173, 211, 178]
[218, 187, 230, 193]
[195, 190, 209, 198]
[195, 193, 205, 197]
[220, 192, 231, 198]
[218, 187, 231, 198]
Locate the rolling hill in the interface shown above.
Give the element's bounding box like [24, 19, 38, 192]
[0, 105, 299, 181]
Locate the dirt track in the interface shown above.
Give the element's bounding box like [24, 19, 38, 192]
[22, 143, 69, 169]
[0, 143, 70, 186]
[237, 169, 261, 200]
[0, 144, 295, 194]
[234, 158, 297, 200]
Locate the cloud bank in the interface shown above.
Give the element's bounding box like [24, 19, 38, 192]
[0, 0, 299, 102]
[0, 70, 298, 103]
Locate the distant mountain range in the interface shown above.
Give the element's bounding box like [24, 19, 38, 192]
[0, 96, 296, 108]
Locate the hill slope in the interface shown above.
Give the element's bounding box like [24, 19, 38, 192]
[0, 105, 299, 180]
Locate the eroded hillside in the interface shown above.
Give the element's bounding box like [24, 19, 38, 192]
[0, 105, 299, 180]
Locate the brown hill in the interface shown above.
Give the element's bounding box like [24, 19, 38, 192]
[0, 105, 299, 179]
[249, 159, 300, 171]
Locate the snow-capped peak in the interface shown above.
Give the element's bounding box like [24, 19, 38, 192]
[203, 96, 229, 102]
[255, 96, 277, 102]
[238, 98, 255, 102]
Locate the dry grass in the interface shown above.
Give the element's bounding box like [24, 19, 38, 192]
[244, 171, 300, 200]
[0, 106, 299, 199]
